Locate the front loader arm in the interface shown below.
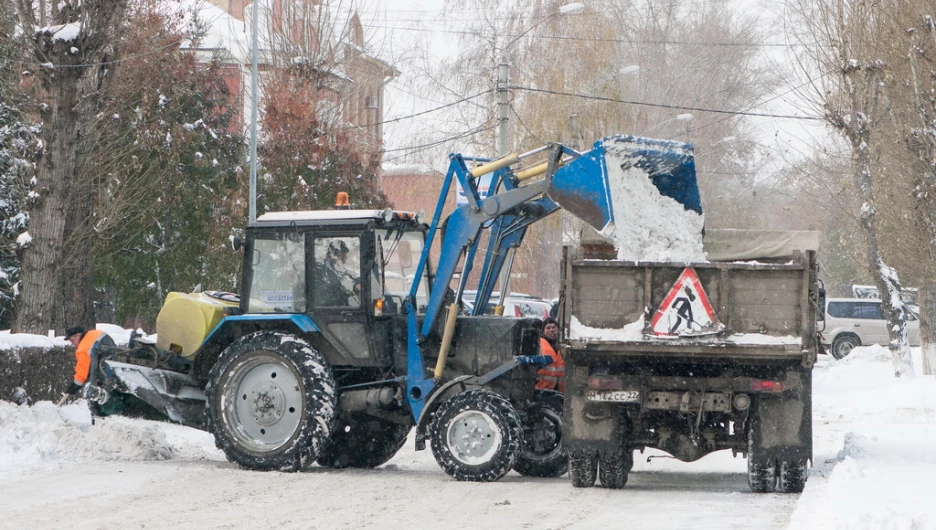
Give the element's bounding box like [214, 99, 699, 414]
[419, 178, 552, 337]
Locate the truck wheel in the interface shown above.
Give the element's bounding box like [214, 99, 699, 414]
[568, 449, 598, 487]
[513, 390, 567, 478]
[429, 389, 522, 482]
[205, 331, 337, 471]
[598, 448, 633, 489]
[747, 426, 776, 492]
[777, 459, 808, 493]
[831, 334, 860, 359]
[317, 413, 410, 468]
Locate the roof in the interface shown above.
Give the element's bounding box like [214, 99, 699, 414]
[252, 209, 424, 227]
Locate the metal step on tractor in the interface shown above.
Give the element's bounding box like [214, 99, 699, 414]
[80, 135, 700, 482]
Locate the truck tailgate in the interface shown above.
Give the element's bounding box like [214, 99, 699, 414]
[562, 255, 818, 363]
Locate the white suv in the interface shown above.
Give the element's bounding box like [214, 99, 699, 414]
[821, 298, 920, 359]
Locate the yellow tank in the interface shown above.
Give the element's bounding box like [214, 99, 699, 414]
[156, 292, 239, 359]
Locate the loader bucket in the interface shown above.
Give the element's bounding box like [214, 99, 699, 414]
[547, 134, 701, 237]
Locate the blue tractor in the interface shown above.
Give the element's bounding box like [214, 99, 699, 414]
[87, 135, 700, 481]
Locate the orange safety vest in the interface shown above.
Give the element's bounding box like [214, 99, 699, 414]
[73, 329, 109, 385]
[536, 337, 565, 392]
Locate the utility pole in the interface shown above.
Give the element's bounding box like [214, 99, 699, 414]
[248, 0, 260, 224]
[497, 63, 510, 157]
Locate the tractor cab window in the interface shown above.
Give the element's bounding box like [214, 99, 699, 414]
[378, 230, 429, 313]
[247, 232, 306, 313]
[312, 236, 362, 308]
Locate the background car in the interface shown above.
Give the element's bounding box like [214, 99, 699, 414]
[461, 291, 551, 319]
[820, 298, 920, 359]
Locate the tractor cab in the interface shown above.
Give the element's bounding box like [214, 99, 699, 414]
[241, 208, 429, 368]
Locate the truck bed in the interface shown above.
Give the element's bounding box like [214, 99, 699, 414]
[561, 252, 818, 365]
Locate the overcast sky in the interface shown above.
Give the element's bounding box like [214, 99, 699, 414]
[364, 0, 827, 170]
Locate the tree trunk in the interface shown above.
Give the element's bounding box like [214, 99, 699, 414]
[12, 70, 81, 334]
[12, 0, 129, 334]
[919, 286, 936, 375]
[853, 142, 913, 377]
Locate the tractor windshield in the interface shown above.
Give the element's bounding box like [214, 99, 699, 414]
[379, 230, 429, 313]
[246, 232, 306, 313]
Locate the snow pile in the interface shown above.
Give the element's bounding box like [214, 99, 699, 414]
[0, 330, 63, 350]
[570, 314, 645, 341]
[603, 138, 705, 262]
[788, 344, 936, 529]
[0, 324, 149, 351]
[0, 400, 221, 474]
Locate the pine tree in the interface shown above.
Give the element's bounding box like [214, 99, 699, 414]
[0, 1, 38, 329]
[88, 2, 246, 326]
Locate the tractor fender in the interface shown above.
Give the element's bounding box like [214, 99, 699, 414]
[413, 375, 478, 450]
[192, 314, 321, 381]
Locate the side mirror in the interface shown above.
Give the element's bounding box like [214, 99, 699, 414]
[817, 285, 826, 322]
[230, 234, 242, 251]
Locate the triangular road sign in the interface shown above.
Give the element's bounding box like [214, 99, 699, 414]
[650, 267, 723, 336]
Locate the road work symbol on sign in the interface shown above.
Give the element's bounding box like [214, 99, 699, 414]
[650, 268, 723, 336]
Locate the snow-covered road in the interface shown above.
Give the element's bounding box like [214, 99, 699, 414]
[2, 346, 935, 530]
[0, 446, 798, 529]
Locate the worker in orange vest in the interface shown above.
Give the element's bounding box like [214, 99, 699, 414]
[536, 317, 564, 393]
[63, 326, 115, 397]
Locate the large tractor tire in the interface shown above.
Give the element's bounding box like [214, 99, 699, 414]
[429, 389, 522, 482]
[206, 331, 337, 471]
[317, 413, 410, 469]
[514, 390, 567, 478]
[598, 448, 633, 489]
[568, 449, 598, 488]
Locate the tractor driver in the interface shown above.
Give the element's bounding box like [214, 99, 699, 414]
[324, 239, 361, 307]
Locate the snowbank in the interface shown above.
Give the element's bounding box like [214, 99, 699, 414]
[0, 400, 222, 475]
[789, 345, 936, 529]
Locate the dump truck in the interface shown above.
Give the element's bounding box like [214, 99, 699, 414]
[559, 228, 822, 493]
[80, 135, 704, 482]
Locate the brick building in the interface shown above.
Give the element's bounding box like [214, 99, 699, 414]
[182, 0, 396, 148]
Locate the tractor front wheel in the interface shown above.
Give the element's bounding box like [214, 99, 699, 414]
[429, 389, 522, 482]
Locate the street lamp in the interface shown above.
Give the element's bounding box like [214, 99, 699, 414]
[496, 2, 585, 156]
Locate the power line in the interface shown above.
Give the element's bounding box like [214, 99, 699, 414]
[383, 122, 496, 155]
[361, 23, 808, 49]
[508, 86, 823, 121]
[371, 89, 494, 127]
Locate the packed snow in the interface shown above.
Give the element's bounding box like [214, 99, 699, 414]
[603, 137, 706, 262]
[2, 337, 934, 528]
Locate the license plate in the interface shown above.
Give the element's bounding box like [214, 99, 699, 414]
[585, 389, 640, 402]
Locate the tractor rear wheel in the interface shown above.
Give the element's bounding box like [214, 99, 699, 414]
[429, 389, 522, 482]
[206, 331, 336, 471]
[317, 413, 410, 469]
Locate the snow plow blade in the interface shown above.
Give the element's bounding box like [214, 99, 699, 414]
[104, 360, 206, 428]
[547, 134, 701, 236]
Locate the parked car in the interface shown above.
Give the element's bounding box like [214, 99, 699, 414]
[821, 298, 920, 359]
[461, 291, 552, 319]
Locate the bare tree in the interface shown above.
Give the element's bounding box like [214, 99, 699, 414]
[12, 0, 130, 333]
[788, 0, 913, 376]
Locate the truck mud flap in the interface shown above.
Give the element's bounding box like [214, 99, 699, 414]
[750, 369, 812, 461]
